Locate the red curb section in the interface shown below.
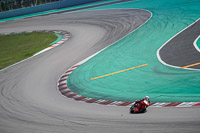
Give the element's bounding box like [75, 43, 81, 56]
[75, 96, 87, 101]
[193, 102, 200, 106]
[72, 65, 80, 68]
[65, 70, 74, 73]
[118, 102, 132, 106]
[67, 94, 77, 98]
[164, 102, 181, 107]
[62, 90, 71, 95]
[59, 78, 67, 82]
[61, 74, 69, 78]
[59, 87, 68, 91]
[99, 101, 114, 105]
[57, 65, 200, 107]
[58, 83, 66, 87]
[86, 99, 99, 103]
[149, 103, 155, 106]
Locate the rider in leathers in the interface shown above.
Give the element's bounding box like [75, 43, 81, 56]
[135, 96, 150, 112]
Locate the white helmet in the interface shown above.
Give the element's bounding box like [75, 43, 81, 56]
[145, 96, 149, 101]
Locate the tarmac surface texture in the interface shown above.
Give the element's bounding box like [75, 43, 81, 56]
[159, 19, 200, 69]
[0, 9, 200, 133]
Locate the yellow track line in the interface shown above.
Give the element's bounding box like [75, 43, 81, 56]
[180, 62, 200, 69]
[90, 64, 149, 80]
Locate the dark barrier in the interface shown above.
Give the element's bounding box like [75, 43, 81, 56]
[0, 0, 100, 19]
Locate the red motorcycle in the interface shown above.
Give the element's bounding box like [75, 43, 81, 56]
[130, 99, 150, 113]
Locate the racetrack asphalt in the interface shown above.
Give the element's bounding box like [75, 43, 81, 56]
[0, 9, 200, 133]
[158, 18, 200, 70]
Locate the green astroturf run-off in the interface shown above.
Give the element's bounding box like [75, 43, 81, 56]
[67, 0, 200, 103]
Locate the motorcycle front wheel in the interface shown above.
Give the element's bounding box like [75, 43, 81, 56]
[129, 107, 135, 113]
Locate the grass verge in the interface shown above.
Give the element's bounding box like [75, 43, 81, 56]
[0, 32, 58, 70]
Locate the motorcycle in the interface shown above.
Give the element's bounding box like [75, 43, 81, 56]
[129, 99, 150, 113]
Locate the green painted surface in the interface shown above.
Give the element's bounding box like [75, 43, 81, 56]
[50, 33, 63, 45]
[68, 0, 200, 102]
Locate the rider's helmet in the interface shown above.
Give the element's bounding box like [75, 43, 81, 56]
[145, 96, 149, 101]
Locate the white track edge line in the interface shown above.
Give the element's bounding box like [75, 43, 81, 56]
[193, 35, 200, 53]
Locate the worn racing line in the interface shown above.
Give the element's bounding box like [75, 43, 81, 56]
[0, 9, 200, 133]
